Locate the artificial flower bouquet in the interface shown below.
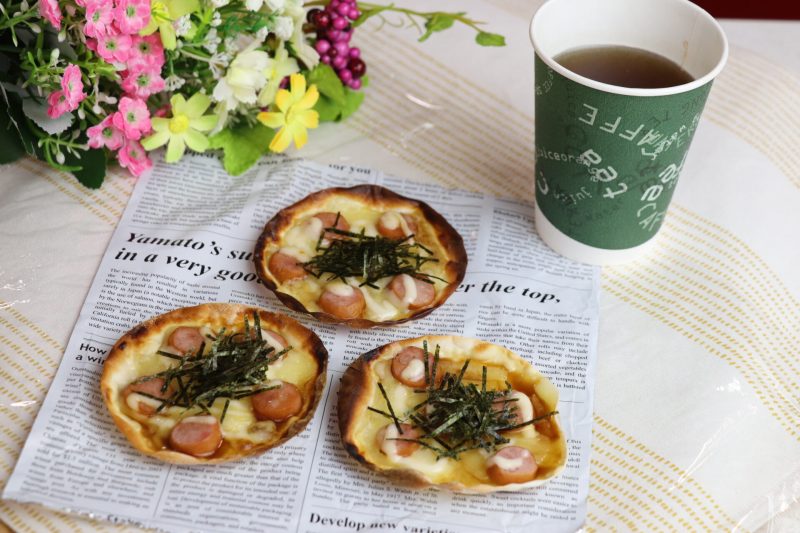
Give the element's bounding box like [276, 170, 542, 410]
[0, 0, 503, 188]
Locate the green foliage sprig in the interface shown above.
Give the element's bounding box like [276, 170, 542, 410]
[352, 3, 505, 46]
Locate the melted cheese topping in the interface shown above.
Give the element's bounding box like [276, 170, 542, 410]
[379, 211, 402, 230]
[266, 197, 450, 322]
[400, 358, 425, 383]
[359, 287, 399, 321]
[379, 423, 403, 457]
[380, 425, 452, 475]
[126, 392, 162, 413]
[326, 281, 356, 297]
[114, 324, 319, 454]
[379, 211, 416, 243]
[279, 246, 312, 262]
[505, 390, 534, 429]
[487, 451, 525, 471]
[350, 337, 566, 488]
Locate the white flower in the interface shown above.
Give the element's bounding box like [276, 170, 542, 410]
[265, 0, 286, 12]
[165, 75, 185, 91]
[174, 15, 191, 37]
[255, 26, 270, 43]
[244, 0, 263, 11]
[289, 19, 319, 69]
[211, 11, 222, 27]
[223, 36, 238, 53]
[283, 0, 304, 20]
[203, 28, 221, 53]
[232, 34, 258, 51]
[212, 0, 229, 6]
[209, 51, 232, 79]
[273, 16, 294, 41]
[212, 78, 237, 111]
[212, 44, 270, 108]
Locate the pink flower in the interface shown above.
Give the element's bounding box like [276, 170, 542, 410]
[121, 67, 165, 98]
[96, 32, 132, 63]
[128, 34, 165, 71]
[116, 0, 151, 34]
[46, 65, 86, 118]
[87, 115, 125, 150]
[39, 0, 62, 29]
[84, 1, 114, 38]
[47, 91, 70, 119]
[112, 97, 151, 140]
[61, 65, 86, 108]
[117, 141, 153, 177]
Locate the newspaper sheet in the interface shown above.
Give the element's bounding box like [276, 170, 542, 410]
[3, 156, 600, 533]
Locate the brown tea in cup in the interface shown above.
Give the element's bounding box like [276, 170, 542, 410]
[555, 45, 694, 89]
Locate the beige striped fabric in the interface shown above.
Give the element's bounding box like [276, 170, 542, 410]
[1, 1, 799, 531]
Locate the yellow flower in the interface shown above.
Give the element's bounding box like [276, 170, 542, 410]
[257, 73, 319, 153]
[141, 0, 198, 50]
[141, 93, 218, 162]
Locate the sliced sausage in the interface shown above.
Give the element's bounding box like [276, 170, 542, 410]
[493, 390, 534, 430]
[167, 326, 205, 355]
[388, 274, 435, 310]
[531, 393, 558, 438]
[251, 381, 303, 422]
[124, 377, 174, 415]
[261, 329, 288, 351]
[377, 211, 418, 240]
[318, 283, 365, 319]
[314, 212, 350, 239]
[376, 423, 421, 457]
[486, 446, 538, 485]
[390, 346, 436, 388]
[168, 415, 222, 457]
[269, 251, 307, 283]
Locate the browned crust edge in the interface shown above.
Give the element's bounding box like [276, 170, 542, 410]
[253, 185, 468, 328]
[338, 345, 431, 489]
[100, 303, 328, 465]
[337, 336, 566, 492]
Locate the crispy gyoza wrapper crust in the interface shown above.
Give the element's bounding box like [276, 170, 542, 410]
[101, 303, 327, 464]
[338, 335, 566, 492]
[254, 185, 468, 328]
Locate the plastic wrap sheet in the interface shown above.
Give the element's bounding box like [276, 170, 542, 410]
[1, 1, 800, 530]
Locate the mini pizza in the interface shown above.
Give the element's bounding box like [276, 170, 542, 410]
[101, 303, 327, 464]
[338, 336, 566, 492]
[253, 185, 468, 328]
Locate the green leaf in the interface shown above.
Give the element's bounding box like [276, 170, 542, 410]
[475, 32, 506, 47]
[314, 80, 367, 123]
[65, 148, 107, 189]
[314, 94, 343, 123]
[209, 122, 276, 176]
[0, 112, 27, 164]
[420, 13, 457, 42]
[353, 5, 392, 28]
[307, 64, 347, 106]
[338, 86, 365, 121]
[0, 88, 34, 164]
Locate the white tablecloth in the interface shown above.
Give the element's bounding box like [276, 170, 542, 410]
[1, 1, 798, 531]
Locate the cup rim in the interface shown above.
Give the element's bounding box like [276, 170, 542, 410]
[529, 0, 729, 97]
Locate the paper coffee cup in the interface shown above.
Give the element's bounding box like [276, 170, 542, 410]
[530, 0, 728, 265]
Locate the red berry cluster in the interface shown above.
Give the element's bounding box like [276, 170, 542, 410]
[307, 0, 367, 90]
